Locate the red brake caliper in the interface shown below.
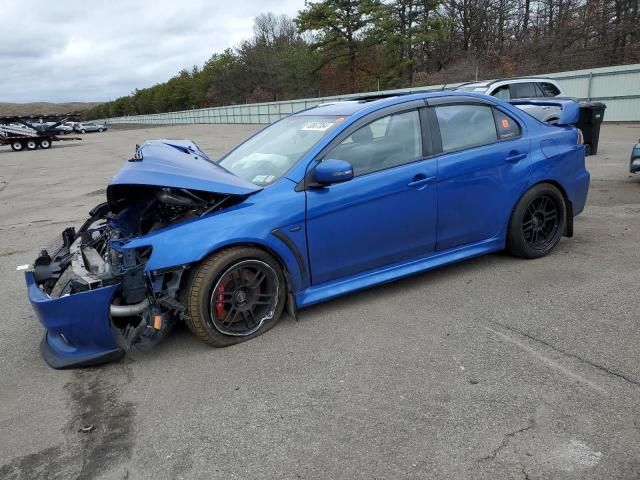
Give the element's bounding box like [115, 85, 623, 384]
[215, 283, 226, 319]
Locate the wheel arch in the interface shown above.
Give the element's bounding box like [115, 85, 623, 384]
[512, 179, 573, 238]
[184, 240, 302, 315]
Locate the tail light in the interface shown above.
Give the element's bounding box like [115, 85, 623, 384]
[576, 129, 584, 145]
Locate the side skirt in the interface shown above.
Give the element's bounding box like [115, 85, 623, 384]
[296, 235, 504, 308]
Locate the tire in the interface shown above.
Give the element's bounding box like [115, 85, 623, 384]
[584, 143, 592, 156]
[10, 141, 23, 151]
[39, 139, 51, 149]
[183, 246, 287, 347]
[26, 140, 38, 150]
[507, 183, 566, 259]
[81, 129, 86, 134]
[98, 128, 103, 132]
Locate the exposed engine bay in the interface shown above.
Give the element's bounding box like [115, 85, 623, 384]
[32, 185, 244, 353]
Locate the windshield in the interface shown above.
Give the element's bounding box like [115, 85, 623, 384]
[218, 114, 345, 186]
[456, 85, 489, 92]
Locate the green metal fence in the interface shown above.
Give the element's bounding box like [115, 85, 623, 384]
[103, 63, 640, 125]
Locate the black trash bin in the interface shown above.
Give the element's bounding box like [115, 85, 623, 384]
[578, 102, 606, 156]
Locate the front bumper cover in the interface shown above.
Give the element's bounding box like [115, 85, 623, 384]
[26, 271, 124, 369]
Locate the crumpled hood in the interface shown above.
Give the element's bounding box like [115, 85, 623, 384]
[108, 139, 261, 195]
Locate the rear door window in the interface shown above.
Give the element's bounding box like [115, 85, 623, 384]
[540, 82, 561, 97]
[511, 82, 537, 99]
[435, 104, 497, 152]
[533, 83, 546, 97]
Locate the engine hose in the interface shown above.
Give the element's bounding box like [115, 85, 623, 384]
[110, 298, 150, 317]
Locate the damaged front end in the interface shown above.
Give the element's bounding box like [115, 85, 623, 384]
[25, 140, 259, 368]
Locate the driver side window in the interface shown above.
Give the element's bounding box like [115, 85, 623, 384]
[326, 110, 423, 176]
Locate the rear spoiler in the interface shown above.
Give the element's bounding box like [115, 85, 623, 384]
[508, 98, 580, 125]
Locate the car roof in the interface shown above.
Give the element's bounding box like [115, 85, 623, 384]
[295, 91, 494, 117]
[458, 81, 491, 89]
[297, 100, 387, 116]
[457, 77, 560, 90]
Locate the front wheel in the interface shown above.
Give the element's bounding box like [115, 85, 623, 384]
[10, 141, 23, 151]
[507, 183, 566, 259]
[183, 247, 287, 347]
[39, 139, 51, 149]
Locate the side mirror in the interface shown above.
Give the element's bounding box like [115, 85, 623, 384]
[314, 159, 354, 185]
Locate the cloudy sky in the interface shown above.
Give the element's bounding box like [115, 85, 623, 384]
[0, 0, 305, 103]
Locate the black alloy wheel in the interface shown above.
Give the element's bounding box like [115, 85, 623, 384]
[183, 246, 287, 347]
[507, 183, 566, 259]
[209, 260, 279, 336]
[521, 194, 560, 250]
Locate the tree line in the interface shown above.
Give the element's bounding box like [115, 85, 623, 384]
[84, 0, 639, 119]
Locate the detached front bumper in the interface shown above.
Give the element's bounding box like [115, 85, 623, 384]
[26, 271, 124, 369]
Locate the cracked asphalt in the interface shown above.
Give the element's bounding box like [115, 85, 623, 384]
[0, 123, 639, 479]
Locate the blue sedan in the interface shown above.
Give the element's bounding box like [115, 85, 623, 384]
[24, 92, 589, 368]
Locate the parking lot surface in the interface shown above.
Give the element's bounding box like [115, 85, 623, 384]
[0, 124, 639, 480]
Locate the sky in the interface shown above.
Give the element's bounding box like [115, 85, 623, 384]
[0, 0, 305, 103]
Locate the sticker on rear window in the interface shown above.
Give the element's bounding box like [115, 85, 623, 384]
[501, 119, 510, 128]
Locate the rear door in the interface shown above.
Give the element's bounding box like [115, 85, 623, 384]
[428, 99, 531, 251]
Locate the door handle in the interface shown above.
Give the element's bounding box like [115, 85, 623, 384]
[505, 152, 527, 163]
[408, 175, 436, 188]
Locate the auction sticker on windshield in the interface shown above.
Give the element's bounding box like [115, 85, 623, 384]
[301, 121, 335, 132]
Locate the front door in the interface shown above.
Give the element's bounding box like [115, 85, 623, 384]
[305, 108, 438, 285]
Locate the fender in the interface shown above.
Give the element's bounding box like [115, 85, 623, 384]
[123, 180, 310, 293]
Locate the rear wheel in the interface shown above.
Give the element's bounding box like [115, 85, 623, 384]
[39, 139, 51, 149]
[584, 143, 592, 156]
[81, 129, 86, 134]
[26, 140, 38, 150]
[507, 183, 566, 259]
[183, 247, 287, 347]
[10, 141, 23, 151]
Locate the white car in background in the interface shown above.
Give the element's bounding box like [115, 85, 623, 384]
[74, 122, 107, 133]
[456, 78, 566, 123]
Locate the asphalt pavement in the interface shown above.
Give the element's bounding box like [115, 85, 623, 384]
[0, 123, 638, 479]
